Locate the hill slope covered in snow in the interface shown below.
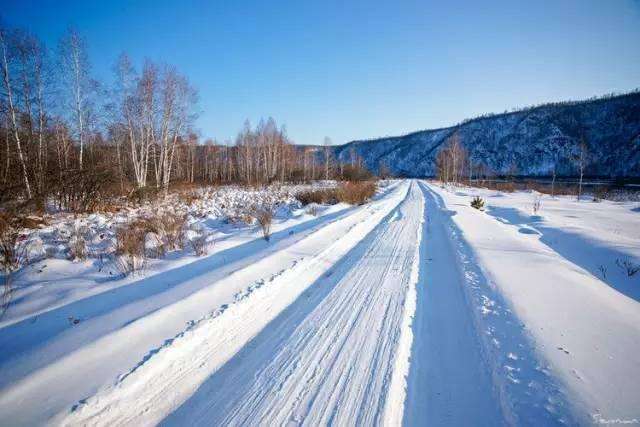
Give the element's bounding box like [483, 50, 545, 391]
[330, 91, 640, 178]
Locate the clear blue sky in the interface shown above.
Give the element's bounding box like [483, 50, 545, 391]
[3, 0, 639, 145]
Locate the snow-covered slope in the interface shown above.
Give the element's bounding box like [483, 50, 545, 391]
[331, 92, 640, 177]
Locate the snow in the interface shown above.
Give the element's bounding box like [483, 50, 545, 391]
[56, 181, 411, 426]
[1, 179, 639, 425]
[424, 182, 640, 422]
[2, 182, 343, 326]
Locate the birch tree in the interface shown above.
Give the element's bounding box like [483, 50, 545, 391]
[323, 136, 332, 180]
[0, 25, 31, 198]
[574, 139, 588, 201]
[58, 27, 92, 170]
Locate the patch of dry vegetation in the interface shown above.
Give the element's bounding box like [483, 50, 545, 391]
[0, 213, 30, 314]
[336, 181, 377, 205]
[113, 222, 147, 275]
[254, 207, 274, 241]
[296, 189, 339, 206]
[296, 181, 377, 207]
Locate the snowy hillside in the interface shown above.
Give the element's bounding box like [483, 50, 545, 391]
[331, 92, 640, 177]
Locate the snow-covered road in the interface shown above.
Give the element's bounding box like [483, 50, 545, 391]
[162, 180, 425, 426]
[1, 179, 639, 426]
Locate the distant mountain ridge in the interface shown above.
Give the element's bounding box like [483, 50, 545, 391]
[328, 91, 640, 178]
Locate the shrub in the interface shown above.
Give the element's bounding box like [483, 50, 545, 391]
[156, 212, 187, 251]
[0, 213, 30, 314]
[296, 189, 339, 206]
[113, 222, 146, 275]
[127, 186, 160, 206]
[188, 226, 210, 256]
[178, 191, 201, 206]
[144, 232, 166, 259]
[616, 258, 640, 277]
[69, 225, 88, 261]
[341, 164, 375, 182]
[254, 207, 274, 241]
[306, 205, 319, 216]
[336, 181, 377, 205]
[532, 196, 542, 215]
[52, 168, 118, 213]
[0, 214, 30, 271]
[592, 186, 608, 202]
[471, 196, 485, 210]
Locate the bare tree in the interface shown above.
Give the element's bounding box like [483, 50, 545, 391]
[323, 136, 332, 180]
[550, 150, 558, 198]
[436, 132, 467, 185]
[58, 27, 93, 170]
[574, 139, 588, 201]
[158, 66, 197, 196]
[0, 24, 31, 198]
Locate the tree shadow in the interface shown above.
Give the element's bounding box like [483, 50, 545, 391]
[161, 196, 404, 426]
[486, 206, 640, 303]
[0, 205, 356, 389]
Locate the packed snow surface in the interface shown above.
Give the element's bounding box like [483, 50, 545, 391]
[0, 180, 639, 426]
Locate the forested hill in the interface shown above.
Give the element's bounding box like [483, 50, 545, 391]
[331, 91, 640, 178]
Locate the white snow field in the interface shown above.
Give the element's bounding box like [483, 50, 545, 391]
[0, 180, 639, 426]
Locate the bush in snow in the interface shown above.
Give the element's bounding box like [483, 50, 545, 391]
[336, 181, 377, 205]
[254, 207, 274, 241]
[69, 233, 87, 261]
[69, 222, 88, 261]
[0, 213, 30, 313]
[532, 195, 542, 215]
[471, 196, 485, 210]
[177, 190, 201, 206]
[296, 189, 338, 206]
[306, 204, 319, 216]
[188, 225, 210, 256]
[156, 212, 188, 251]
[0, 215, 30, 271]
[592, 186, 608, 203]
[127, 186, 160, 206]
[113, 222, 146, 276]
[616, 258, 640, 277]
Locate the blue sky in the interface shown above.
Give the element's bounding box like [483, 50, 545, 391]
[2, 0, 639, 145]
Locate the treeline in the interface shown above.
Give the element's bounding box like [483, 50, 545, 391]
[0, 22, 369, 212]
[458, 89, 640, 126]
[436, 132, 589, 186]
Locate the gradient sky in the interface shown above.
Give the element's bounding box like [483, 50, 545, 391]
[2, 0, 639, 145]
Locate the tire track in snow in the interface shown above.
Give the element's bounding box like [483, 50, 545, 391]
[416, 182, 584, 425]
[161, 181, 425, 426]
[57, 182, 413, 426]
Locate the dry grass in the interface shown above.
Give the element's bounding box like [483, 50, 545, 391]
[69, 230, 88, 260]
[254, 207, 274, 241]
[113, 222, 147, 275]
[0, 213, 30, 314]
[127, 186, 160, 206]
[296, 189, 338, 206]
[156, 212, 187, 251]
[178, 190, 201, 206]
[0, 214, 30, 271]
[189, 229, 210, 256]
[336, 181, 377, 205]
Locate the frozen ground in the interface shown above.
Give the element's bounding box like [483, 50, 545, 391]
[0, 180, 639, 426]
